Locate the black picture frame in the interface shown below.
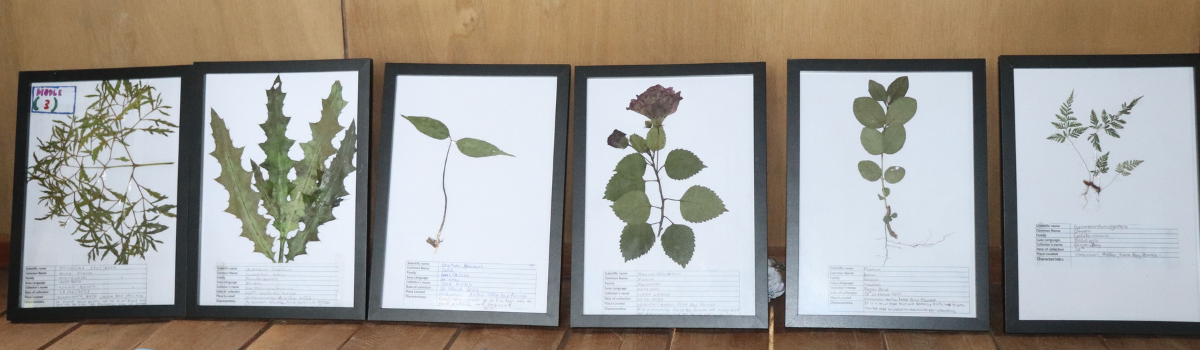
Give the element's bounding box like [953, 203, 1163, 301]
[1000, 54, 1200, 335]
[8, 65, 193, 321]
[785, 59, 990, 331]
[368, 63, 571, 326]
[569, 63, 770, 329]
[182, 59, 371, 320]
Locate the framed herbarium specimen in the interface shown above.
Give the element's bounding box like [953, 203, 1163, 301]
[570, 63, 769, 328]
[9, 66, 191, 321]
[369, 64, 569, 326]
[786, 59, 989, 331]
[1002, 54, 1200, 335]
[182, 59, 370, 320]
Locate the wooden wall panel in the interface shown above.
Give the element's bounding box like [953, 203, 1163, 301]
[0, 0, 347, 244]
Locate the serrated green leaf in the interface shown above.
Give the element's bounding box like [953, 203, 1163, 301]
[662, 224, 695, 268]
[868, 80, 887, 102]
[615, 153, 647, 177]
[1088, 133, 1102, 151]
[882, 125, 906, 154]
[210, 110, 275, 262]
[619, 223, 655, 261]
[456, 137, 513, 157]
[630, 134, 648, 153]
[603, 173, 645, 202]
[288, 121, 358, 261]
[857, 160, 881, 182]
[1116, 159, 1144, 176]
[1096, 152, 1109, 174]
[402, 115, 451, 140]
[887, 76, 909, 103]
[258, 75, 302, 237]
[884, 166, 905, 184]
[646, 126, 666, 151]
[664, 149, 706, 180]
[860, 127, 883, 155]
[679, 185, 727, 223]
[885, 97, 917, 126]
[612, 191, 652, 224]
[853, 97, 885, 128]
[293, 80, 348, 200]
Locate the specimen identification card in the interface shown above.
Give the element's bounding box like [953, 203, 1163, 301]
[378, 74, 560, 314]
[197, 71, 361, 308]
[581, 75, 758, 316]
[20, 78, 182, 308]
[795, 71, 979, 319]
[1013, 67, 1200, 322]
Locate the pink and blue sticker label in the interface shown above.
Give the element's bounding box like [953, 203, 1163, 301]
[30, 85, 76, 115]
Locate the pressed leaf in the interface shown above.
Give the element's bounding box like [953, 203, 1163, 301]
[860, 127, 884, 155]
[679, 185, 727, 223]
[882, 187, 891, 197]
[881, 125, 906, 154]
[258, 75, 302, 237]
[661, 224, 696, 268]
[210, 110, 275, 262]
[457, 138, 513, 157]
[645, 126, 666, 151]
[884, 166, 905, 184]
[868, 80, 887, 102]
[885, 97, 917, 126]
[402, 115, 451, 140]
[857, 160, 882, 182]
[288, 121, 358, 261]
[603, 173, 645, 202]
[887, 76, 909, 102]
[629, 134, 648, 153]
[664, 149, 706, 180]
[1115, 159, 1144, 176]
[607, 129, 630, 149]
[611, 191, 652, 224]
[615, 153, 647, 177]
[853, 97, 885, 128]
[619, 223, 655, 261]
[293, 80, 348, 200]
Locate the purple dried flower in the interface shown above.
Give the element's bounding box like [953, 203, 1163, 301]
[627, 85, 682, 120]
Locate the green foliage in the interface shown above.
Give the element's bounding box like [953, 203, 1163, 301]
[855, 77, 915, 239]
[1045, 91, 1145, 198]
[400, 114, 512, 251]
[209, 76, 356, 263]
[606, 85, 727, 268]
[28, 79, 177, 264]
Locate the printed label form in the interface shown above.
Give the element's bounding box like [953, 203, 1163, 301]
[1035, 223, 1179, 264]
[403, 261, 538, 312]
[23, 265, 148, 308]
[827, 265, 971, 315]
[214, 264, 340, 307]
[602, 270, 741, 315]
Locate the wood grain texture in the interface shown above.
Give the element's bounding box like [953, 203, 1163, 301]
[446, 325, 567, 350]
[0, 320, 77, 350]
[45, 322, 165, 350]
[992, 334, 1108, 350]
[340, 323, 460, 350]
[669, 329, 768, 349]
[883, 332, 995, 350]
[1102, 336, 1200, 350]
[246, 321, 362, 350]
[0, 0, 347, 244]
[774, 329, 885, 350]
[561, 329, 671, 350]
[135, 320, 270, 350]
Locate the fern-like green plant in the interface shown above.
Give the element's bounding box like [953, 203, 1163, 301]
[605, 85, 727, 268]
[209, 76, 357, 263]
[1046, 91, 1143, 205]
[400, 115, 513, 252]
[28, 79, 177, 265]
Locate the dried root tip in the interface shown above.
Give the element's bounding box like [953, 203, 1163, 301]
[426, 237, 442, 248]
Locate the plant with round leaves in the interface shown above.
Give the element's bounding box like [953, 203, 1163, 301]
[28, 79, 177, 264]
[209, 76, 357, 263]
[1045, 91, 1144, 206]
[855, 77, 915, 241]
[605, 85, 727, 268]
[400, 115, 513, 252]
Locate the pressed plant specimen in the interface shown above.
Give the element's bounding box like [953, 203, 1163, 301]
[1046, 91, 1144, 206]
[401, 115, 513, 252]
[209, 76, 357, 263]
[28, 79, 178, 264]
[605, 85, 727, 268]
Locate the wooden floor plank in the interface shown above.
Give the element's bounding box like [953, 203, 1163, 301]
[992, 334, 1108, 350]
[884, 331, 995, 350]
[136, 320, 269, 350]
[1101, 336, 1200, 350]
[670, 329, 768, 350]
[0, 319, 77, 350]
[774, 329, 885, 350]
[561, 328, 671, 350]
[446, 325, 566, 350]
[340, 322, 459, 350]
[46, 321, 166, 350]
[246, 321, 361, 350]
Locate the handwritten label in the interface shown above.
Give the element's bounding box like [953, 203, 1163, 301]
[601, 270, 741, 315]
[1035, 223, 1179, 264]
[22, 265, 148, 308]
[827, 265, 971, 315]
[403, 261, 538, 312]
[214, 264, 340, 307]
[30, 86, 76, 115]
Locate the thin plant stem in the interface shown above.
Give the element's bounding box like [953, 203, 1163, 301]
[434, 138, 454, 253]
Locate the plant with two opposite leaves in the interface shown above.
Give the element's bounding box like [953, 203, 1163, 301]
[209, 76, 357, 263]
[401, 115, 513, 252]
[28, 79, 178, 264]
[605, 85, 728, 268]
[1046, 91, 1144, 207]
